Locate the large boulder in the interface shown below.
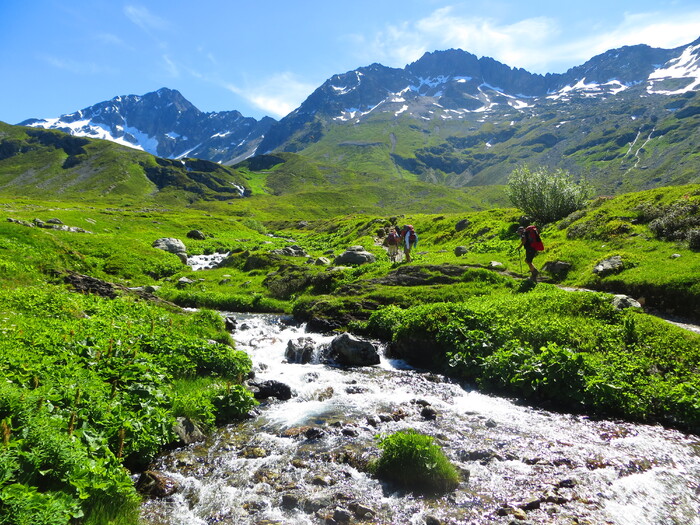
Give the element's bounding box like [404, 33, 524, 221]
[186, 229, 206, 240]
[326, 333, 380, 367]
[334, 246, 376, 265]
[542, 260, 573, 277]
[611, 294, 642, 310]
[593, 255, 624, 276]
[153, 237, 188, 263]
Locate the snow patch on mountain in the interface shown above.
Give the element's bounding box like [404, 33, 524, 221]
[647, 43, 700, 95]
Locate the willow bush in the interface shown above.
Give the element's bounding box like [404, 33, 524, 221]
[507, 165, 591, 224]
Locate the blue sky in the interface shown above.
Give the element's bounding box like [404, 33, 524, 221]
[1, 0, 699, 124]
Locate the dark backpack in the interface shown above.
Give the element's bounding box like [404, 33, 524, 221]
[386, 232, 399, 244]
[525, 225, 544, 251]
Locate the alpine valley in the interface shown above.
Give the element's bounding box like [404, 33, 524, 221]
[13, 37, 700, 197]
[2, 36, 700, 525]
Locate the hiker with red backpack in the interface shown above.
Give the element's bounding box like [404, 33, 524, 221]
[517, 225, 544, 280]
[383, 227, 401, 262]
[401, 224, 418, 262]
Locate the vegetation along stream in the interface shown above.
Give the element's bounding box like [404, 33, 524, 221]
[140, 312, 700, 525]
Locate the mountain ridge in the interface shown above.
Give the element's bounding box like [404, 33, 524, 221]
[13, 38, 700, 194]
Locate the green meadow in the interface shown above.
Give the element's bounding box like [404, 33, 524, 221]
[0, 154, 698, 522]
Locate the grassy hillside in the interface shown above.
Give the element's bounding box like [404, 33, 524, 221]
[0, 122, 252, 206]
[289, 91, 700, 194]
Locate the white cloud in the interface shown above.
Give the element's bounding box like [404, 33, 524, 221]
[225, 73, 318, 118]
[41, 55, 117, 76]
[162, 55, 179, 77]
[124, 5, 169, 32]
[351, 5, 700, 74]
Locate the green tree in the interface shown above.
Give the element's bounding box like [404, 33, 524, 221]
[507, 165, 591, 224]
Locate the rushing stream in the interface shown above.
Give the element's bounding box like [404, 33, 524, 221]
[140, 312, 700, 525]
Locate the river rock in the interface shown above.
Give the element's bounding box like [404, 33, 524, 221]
[224, 316, 237, 332]
[172, 417, 206, 445]
[285, 337, 317, 364]
[136, 470, 180, 498]
[421, 406, 438, 420]
[333, 507, 353, 523]
[248, 379, 293, 400]
[325, 333, 380, 367]
[176, 276, 195, 288]
[333, 246, 376, 265]
[593, 255, 624, 276]
[349, 502, 375, 519]
[153, 237, 188, 263]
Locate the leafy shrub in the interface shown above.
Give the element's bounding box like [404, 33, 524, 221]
[648, 202, 700, 241]
[369, 429, 459, 494]
[479, 341, 591, 408]
[507, 165, 591, 224]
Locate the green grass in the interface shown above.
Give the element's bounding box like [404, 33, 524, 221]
[0, 160, 698, 523]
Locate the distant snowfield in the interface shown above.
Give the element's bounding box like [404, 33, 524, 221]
[648, 43, 700, 95]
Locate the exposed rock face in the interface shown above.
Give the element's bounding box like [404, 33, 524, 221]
[326, 333, 380, 367]
[455, 219, 470, 232]
[22, 87, 275, 164]
[333, 246, 376, 265]
[153, 237, 188, 263]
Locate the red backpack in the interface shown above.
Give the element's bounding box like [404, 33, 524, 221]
[525, 225, 544, 251]
[404, 225, 417, 244]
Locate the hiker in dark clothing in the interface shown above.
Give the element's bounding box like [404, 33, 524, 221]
[517, 225, 540, 280]
[401, 225, 418, 262]
[384, 227, 401, 262]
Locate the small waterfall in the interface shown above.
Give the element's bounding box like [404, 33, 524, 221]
[141, 313, 700, 525]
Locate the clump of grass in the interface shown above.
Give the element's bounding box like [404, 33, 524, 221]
[369, 429, 460, 494]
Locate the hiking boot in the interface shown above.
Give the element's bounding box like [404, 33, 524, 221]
[530, 269, 539, 280]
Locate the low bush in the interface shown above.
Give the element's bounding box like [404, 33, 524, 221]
[369, 429, 460, 494]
